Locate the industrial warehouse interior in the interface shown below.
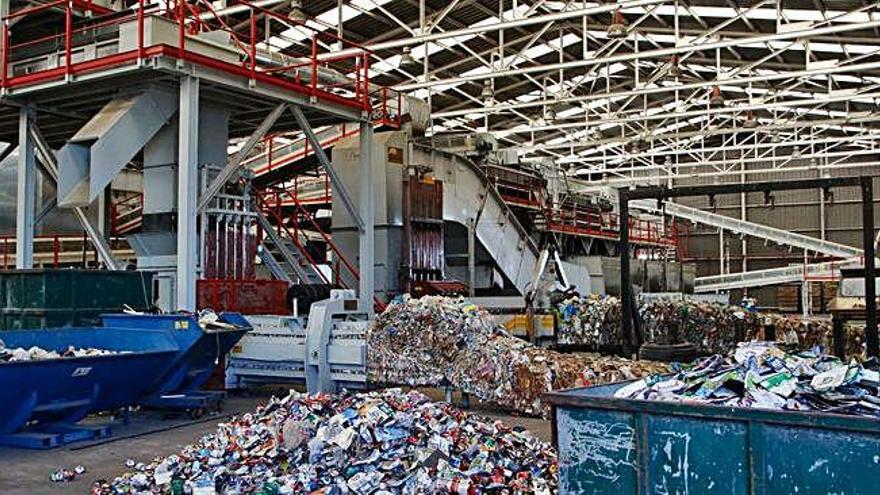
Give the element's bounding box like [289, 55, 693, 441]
[2, 0, 880, 493]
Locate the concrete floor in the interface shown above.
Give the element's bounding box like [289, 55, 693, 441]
[0, 388, 553, 495]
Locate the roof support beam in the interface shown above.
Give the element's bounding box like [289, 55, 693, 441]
[321, 0, 666, 60]
[398, 17, 880, 91]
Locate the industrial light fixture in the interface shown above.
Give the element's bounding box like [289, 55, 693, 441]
[399, 47, 416, 67]
[791, 146, 803, 159]
[709, 85, 724, 107]
[667, 55, 681, 79]
[289, 0, 307, 21]
[607, 10, 628, 39]
[481, 80, 494, 102]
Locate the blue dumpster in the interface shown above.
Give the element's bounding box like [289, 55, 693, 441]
[0, 327, 178, 448]
[100, 313, 250, 412]
[545, 382, 880, 495]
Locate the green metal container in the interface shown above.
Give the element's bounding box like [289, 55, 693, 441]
[546, 382, 880, 494]
[0, 269, 153, 329]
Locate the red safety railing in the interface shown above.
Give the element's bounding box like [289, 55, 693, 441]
[255, 187, 385, 311]
[0, 0, 395, 114]
[0, 233, 131, 268]
[110, 192, 144, 236]
[250, 123, 362, 177]
[370, 86, 403, 128]
[258, 174, 331, 207]
[545, 204, 679, 248]
[484, 164, 547, 210]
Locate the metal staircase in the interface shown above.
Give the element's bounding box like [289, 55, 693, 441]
[255, 210, 327, 285]
[632, 199, 862, 259]
[246, 123, 360, 180]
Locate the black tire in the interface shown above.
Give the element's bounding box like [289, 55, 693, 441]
[188, 407, 206, 420]
[639, 342, 698, 363]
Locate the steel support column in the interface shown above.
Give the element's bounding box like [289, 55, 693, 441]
[468, 218, 476, 297]
[15, 106, 35, 269]
[177, 76, 199, 311]
[619, 195, 638, 354]
[862, 177, 879, 358]
[358, 121, 374, 315]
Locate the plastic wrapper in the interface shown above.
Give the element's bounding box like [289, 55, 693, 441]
[98, 389, 558, 494]
[615, 341, 880, 418]
[368, 296, 668, 416]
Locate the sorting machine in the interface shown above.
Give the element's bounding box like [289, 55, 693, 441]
[226, 290, 369, 394]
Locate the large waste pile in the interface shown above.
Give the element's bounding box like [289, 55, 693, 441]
[640, 299, 763, 353]
[614, 341, 880, 417]
[555, 294, 622, 347]
[557, 296, 846, 356]
[771, 314, 863, 358]
[368, 296, 667, 416]
[97, 389, 558, 494]
[0, 340, 125, 362]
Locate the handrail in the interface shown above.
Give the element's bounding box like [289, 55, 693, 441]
[1, 233, 132, 268]
[255, 188, 385, 311]
[0, 0, 385, 115]
[255, 192, 332, 286]
[268, 188, 361, 283]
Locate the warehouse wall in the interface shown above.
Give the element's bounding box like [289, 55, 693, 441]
[672, 157, 880, 309]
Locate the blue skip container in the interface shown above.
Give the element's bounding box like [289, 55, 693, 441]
[0, 327, 179, 448]
[545, 381, 880, 495]
[100, 313, 251, 412]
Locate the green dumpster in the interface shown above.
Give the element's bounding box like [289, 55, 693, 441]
[0, 269, 153, 329]
[546, 381, 880, 494]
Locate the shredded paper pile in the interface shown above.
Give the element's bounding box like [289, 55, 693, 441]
[96, 389, 558, 494]
[368, 296, 666, 416]
[556, 296, 854, 356]
[0, 340, 124, 362]
[615, 341, 880, 417]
